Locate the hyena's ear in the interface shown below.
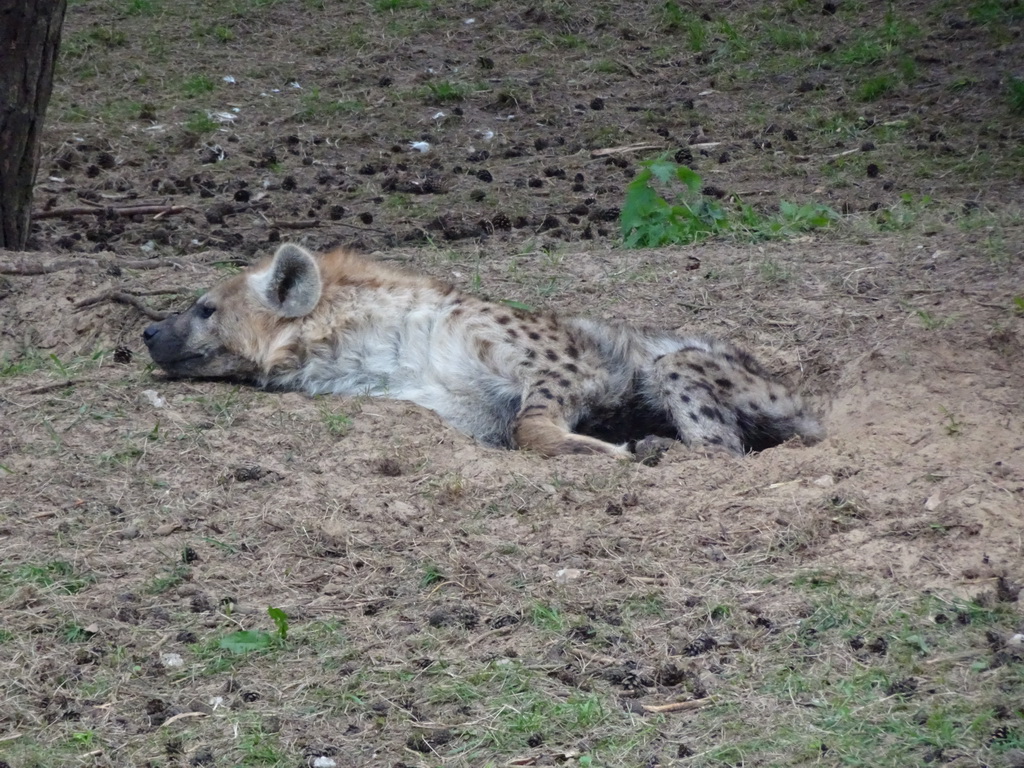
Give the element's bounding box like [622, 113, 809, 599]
[251, 243, 322, 318]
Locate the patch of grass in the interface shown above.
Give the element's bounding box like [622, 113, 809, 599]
[915, 309, 953, 330]
[85, 25, 129, 49]
[420, 563, 446, 588]
[1007, 76, 1024, 115]
[423, 80, 470, 104]
[196, 387, 245, 426]
[898, 55, 918, 82]
[590, 58, 621, 74]
[181, 74, 216, 97]
[940, 407, 964, 436]
[0, 561, 93, 598]
[144, 564, 190, 595]
[881, 6, 921, 43]
[1, 349, 48, 377]
[834, 36, 888, 67]
[759, 257, 792, 284]
[425, 471, 467, 504]
[184, 111, 219, 133]
[374, 0, 427, 10]
[529, 601, 566, 632]
[765, 24, 817, 50]
[556, 33, 587, 48]
[660, 0, 686, 31]
[237, 725, 286, 765]
[99, 98, 145, 123]
[125, 0, 158, 15]
[858, 73, 898, 101]
[63, 623, 95, 642]
[708, 574, 1024, 765]
[970, 0, 1024, 24]
[874, 192, 934, 231]
[194, 22, 235, 42]
[299, 88, 364, 119]
[320, 406, 353, 436]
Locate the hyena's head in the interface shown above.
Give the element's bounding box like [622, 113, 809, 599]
[143, 243, 322, 379]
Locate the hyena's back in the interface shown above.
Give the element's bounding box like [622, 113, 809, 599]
[143, 244, 823, 460]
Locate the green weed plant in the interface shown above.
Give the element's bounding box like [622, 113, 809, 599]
[621, 154, 837, 247]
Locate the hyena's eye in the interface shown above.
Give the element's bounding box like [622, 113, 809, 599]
[197, 304, 216, 320]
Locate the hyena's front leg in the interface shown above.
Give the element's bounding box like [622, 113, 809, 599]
[513, 394, 631, 459]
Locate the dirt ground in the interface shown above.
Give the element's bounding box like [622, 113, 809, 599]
[2, 1, 1024, 767]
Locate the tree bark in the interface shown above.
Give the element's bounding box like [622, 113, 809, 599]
[0, 0, 67, 250]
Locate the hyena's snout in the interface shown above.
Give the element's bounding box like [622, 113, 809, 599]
[142, 317, 182, 362]
[142, 321, 162, 350]
[142, 316, 181, 367]
[142, 311, 255, 379]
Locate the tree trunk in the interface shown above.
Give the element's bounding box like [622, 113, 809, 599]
[0, 0, 67, 250]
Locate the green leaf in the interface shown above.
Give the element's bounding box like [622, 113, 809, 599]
[646, 157, 679, 184]
[219, 630, 273, 653]
[267, 607, 289, 640]
[674, 164, 703, 194]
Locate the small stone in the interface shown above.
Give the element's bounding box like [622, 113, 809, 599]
[555, 568, 584, 584]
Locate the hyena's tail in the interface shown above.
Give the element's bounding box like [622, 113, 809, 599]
[734, 394, 825, 453]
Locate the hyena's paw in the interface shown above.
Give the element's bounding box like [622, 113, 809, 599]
[632, 436, 677, 466]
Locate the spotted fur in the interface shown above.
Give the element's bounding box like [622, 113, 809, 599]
[143, 244, 823, 459]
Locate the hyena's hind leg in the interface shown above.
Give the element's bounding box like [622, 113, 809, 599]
[645, 344, 823, 455]
[513, 396, 632, 459]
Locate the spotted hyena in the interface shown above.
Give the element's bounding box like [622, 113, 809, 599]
[143, 244, 823, 461]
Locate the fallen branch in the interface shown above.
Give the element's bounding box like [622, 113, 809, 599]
[32, 204, 200, 220]
[640, 697, 715, 714]
[590, 143, 661, 158]
[73, 290, 174, 320]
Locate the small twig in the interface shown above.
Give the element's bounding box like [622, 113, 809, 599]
[923, 648, 986, 665]
[466, 624, 519, 648]
[615, 58, 641, 77]
[269, 219, 321, 230]
[640, 697, 715, 714]
[17, 379, 83, 395]
[826, 148, 860, 160]
[590, 143, 662, 158]
[331, 220, 390, 234]
[32, 204, 200, 220]
[73, 290, 172, 320]
[160, 712, 208, 727]
[571, 647, 622, 667]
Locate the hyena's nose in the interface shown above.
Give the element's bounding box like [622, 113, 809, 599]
[142, 324, 160, 346]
